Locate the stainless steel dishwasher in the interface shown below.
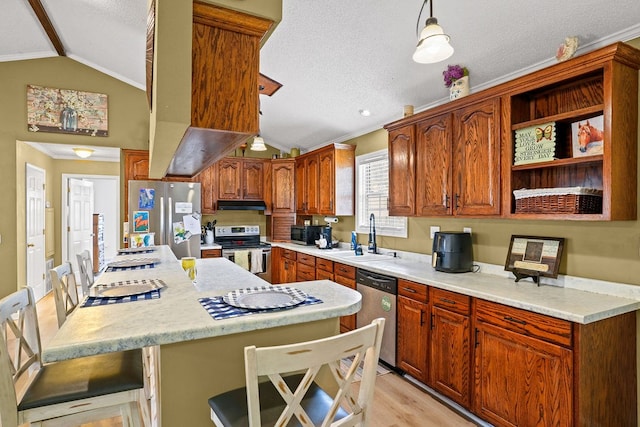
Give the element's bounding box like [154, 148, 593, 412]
[356, 268, 397, 367]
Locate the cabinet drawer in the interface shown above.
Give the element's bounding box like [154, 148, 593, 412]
[431, 288, 470, 315]
[316, 269, 334, 281]
[201, 249, 222, 258]
[475, 299, 572, 347]
[296, 262, 316, 282]
[297, 253, 316, 267]
[282, 248, 297, 261]
[398, 279, 428, 303]
[316, 258, 334, 272]
[334, 262, 355, 280]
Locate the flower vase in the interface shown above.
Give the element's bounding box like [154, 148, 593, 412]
[449, 75, 470, 100]
[60, 107, 78, 131]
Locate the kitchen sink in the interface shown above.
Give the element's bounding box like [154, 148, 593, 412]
[330, 252, 390, 261]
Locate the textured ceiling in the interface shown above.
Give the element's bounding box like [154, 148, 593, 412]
[3, 0, 640, 159]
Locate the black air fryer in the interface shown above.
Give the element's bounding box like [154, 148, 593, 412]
[432, 231, 473, 273]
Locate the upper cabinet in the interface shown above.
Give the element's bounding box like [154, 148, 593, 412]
[271, 159, 296, 214]
[386, 42, 640, 221]
[217, 158, 267, 201]
[389, 98, 501, 217]
[505, 43, 639, 220]
[295, 143, 355, 216]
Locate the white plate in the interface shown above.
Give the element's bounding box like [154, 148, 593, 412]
[91, 279, 166, 298]
[223, 286, 307, 310]
[107, 258, 160, 268]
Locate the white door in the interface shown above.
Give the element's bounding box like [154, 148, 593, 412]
[26, 164, 46, 301]
[68, 178, 94, 276]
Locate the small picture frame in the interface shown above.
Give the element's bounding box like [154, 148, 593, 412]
[571, 115, 604, 157]
[504, 235, 564, 284]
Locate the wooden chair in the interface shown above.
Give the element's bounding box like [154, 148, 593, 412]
[76, 249, 95, 296]
[208, 318, 385, 427]
[50, 261, 80, 328]
[0, 287, 148, 427]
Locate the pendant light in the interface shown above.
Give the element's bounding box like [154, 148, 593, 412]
[412, 0, 454, 64]
[250, 135, 267, 151]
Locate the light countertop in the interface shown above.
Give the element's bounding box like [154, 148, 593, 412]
[42, 246, 361, 363]
[272, 242, 640, 324]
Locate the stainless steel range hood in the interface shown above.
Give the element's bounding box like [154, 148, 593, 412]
[217, 200, 267, 211]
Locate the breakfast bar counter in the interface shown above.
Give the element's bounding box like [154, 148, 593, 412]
[42, 246, 361, 426]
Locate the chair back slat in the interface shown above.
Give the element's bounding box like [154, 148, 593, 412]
[76, 250, 94, 296]
[245, 318, 385, 427]
[0, 287, 43, 427]
[50, 262, 79, 328]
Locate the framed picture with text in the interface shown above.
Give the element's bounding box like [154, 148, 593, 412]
[505, 235, 564, 283]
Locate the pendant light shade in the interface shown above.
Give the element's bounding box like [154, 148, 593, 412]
[250, 135, 267, 151]
[413, 1, 454, 64]
[73, 147, 94, 158]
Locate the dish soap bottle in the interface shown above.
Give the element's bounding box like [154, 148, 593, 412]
[351, 231, 357, 250]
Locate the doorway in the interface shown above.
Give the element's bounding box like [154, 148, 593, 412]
[62, 174, 120, 278]
[26, 163, 46, 300]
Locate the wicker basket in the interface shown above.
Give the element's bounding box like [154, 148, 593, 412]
[513, 187, 603, 214]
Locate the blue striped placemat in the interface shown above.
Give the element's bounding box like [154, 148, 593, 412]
[105, 264, 156, 272]
[199, 295, 323, 320]
[81, 289, 161, 307]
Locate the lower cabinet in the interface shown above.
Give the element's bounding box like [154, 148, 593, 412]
[473, 299, 573, 427]
[396, 279, 429, 383]
[274, 248, 296, 284]
[201, 248, 221, 258]
[333, 262, 356, 333]
[430, 288, 471, 408]
[296, 253, 316, 282]
[315, 258, 334, 280]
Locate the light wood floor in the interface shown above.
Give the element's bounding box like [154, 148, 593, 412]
[34, 292, 481, 427]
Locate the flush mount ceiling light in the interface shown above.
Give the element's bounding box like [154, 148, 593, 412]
[250, 135, 267, 151]
[359, 109, 371, 117]
[413, 0, 454, 64]
[72, 147, 94, 159]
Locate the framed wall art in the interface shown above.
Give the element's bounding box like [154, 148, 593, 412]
[26, 84, 108, 136]
[571, 115, 604, 157]
[504, 235, 564, 285]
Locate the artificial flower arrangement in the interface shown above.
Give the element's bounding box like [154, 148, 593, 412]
[443, 65, 469, 88]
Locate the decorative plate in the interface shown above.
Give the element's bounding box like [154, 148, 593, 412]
[223, 286, 308, 310]
[117, 247, 156, 255]
[90, 279, 166, 298]
[107, 258, 160, 268]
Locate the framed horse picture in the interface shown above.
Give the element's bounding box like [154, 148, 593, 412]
[571, 115, 604, 157]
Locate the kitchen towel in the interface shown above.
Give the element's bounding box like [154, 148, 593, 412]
[198, 295, 323, 320]
[234, 250, 250, 270]
[249, 248, 263, 274]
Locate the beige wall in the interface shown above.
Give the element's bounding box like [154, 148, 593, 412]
[1, 57, 148, 297]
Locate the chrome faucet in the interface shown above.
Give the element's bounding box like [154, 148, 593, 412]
[368, 213, 377, 254]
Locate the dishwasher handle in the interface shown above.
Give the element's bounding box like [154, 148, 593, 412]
[356, 269, 397, 294]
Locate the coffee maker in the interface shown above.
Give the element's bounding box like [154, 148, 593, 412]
[432, 231, 473, 273]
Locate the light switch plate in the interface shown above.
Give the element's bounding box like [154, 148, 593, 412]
[430, 226, 440, 239]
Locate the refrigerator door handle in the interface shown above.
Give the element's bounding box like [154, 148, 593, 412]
[167, 196, 173, 245]
[159, 196, 165, 245]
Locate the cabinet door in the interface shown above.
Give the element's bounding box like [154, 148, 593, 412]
[430, 306, 470, 407]
[242, 159, 265, 200]
[474, 321, 573, 427]
[279, 258, 297, 284]
[318, 148, 335, 215]
[198, 163, 218, 214]
[218, 158, 242, 200]
[333, 265, 356, 333]
[397, 295, 429, 383]
[388, 125, 416, 216]
[272, 161, 295, 213]
[453, 98, 501, 216]
[416, 113, 453, 216]
[295, 158, 307, 213]
[123, 149, 153, 220]
[305, 154, 320, 214]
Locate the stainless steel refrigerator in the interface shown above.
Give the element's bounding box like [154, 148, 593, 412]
[128, 180, 201, 258]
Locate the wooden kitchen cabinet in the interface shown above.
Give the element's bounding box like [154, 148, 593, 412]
[315, 258, 334, 281]
[296, 252, 316, 282]
[271, 159, 295, 213]
[277, 248, 297, 284]
[396, 279, 429, 383]
[197, 162, 218, 214]
[333, 262, 356, 333]
[296, 143, 355, 216]
[295, 152, 319, 214]
[201, 248, 222, 258]
[388, 125, 416, 216]
[217, 158, 267, 201]
[429, 288, 471, 407]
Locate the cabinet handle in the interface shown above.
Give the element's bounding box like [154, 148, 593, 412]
[455, 194, 460, 210]
[439, 297, 456, 305]
[430, 313, 435, 330]
[504, 316, 527, 326]
[402, 287, 417, 293]
[444, 194, 450, 209]
[475, 328, 480, 348]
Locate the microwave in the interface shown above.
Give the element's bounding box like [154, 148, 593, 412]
[290, 225, 324, 245]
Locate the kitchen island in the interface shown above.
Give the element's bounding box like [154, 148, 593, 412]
[42, 246, 361, 426]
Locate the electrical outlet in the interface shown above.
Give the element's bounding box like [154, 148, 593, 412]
[430, 226, 440, 239]
[463, 227, 472, 235]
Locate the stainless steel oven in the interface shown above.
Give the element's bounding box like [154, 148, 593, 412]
[215, 225, 271, 282]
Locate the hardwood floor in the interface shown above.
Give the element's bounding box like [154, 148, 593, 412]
[34, 292, 482, 427]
